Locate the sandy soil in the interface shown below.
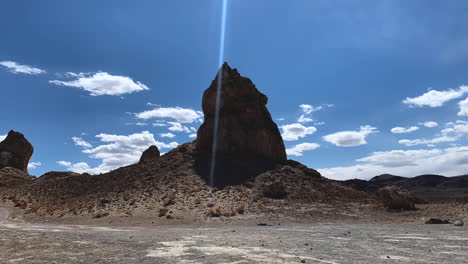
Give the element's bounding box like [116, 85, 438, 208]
[1, 206, 468, 264]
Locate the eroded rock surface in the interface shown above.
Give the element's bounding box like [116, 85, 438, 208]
[195, 63, 287, 187]
[0, 130, 34, 172]
[196, 63, 286, 163]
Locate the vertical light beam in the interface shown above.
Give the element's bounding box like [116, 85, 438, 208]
[209, 0, 228, 187]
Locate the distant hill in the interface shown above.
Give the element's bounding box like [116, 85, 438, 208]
[338, 174, 468, 202]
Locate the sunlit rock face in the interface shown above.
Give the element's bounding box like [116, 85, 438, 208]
[195, 63, 286, 187]
[0, 130, 34, 172]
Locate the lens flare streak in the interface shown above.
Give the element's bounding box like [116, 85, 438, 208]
[209, 0, 228, 187]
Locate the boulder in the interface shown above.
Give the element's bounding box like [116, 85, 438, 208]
[139, 145, 160, 164]
[0, 130, 34, 172]
[196, 62, 286, 163]
[424, 218, 450, 224]
[453, 220, 464, 226]
[377, 185, 417, 210]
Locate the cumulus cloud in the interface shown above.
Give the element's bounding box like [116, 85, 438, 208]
[72, 137, 92, 148]
[136, 107, 203, 123]
[160, 132, 176, 138]
[402, 86, 468, 107]
[286, 143, 320, 156]
[0, 134, 5, 142]
[0, 61, 46, 75]
[422, 121, 438, 128]
[458, 97, 468, 116]
[49, 72, 149, 96]
[58, 131, 178, 174]
[390, 126, 419, 134]
[318, 146, 468, 180]
[441, 120, 468, 135]
[323, 125, 378, 147]
[281, 123, 317, 141]
[189, 133, 197, 138]
[28, 161, 42, 169]
[167, 122, 196, 133]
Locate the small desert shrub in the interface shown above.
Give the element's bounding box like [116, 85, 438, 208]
[236, 205, 245, 214]
[207, 202, 215, 208]
[206, 207, 221, 217]
[159, 207, 169, 217]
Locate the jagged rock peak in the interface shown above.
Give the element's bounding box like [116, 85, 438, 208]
[0, 130, 34, 172]
[196, 62, 286, 163]
[139, 145, 160, 164]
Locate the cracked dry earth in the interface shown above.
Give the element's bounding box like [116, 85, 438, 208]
[1, 208, 468, 264]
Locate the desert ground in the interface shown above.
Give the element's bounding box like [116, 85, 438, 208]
[1, 206, 468, 264]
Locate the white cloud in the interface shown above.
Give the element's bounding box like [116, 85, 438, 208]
[323, 125, 378, 147]
[0, 61, 46, 75]
[136, 107, 203, 123]
[189, 133, 197, 138]
[422, 121, 438, 128]
[286, 143, 320, 156]
[58, 131, 178, 174]
[152, 122, 167, 127]
[72, 137, 92, 148]
[281, 123, 317, 141]
[441, 120, 468, 135]
[399, 136, 458, 146]
[402, 85, 468, 107]
[318, 146, 468, 180]
[458, 97, 468, 116]
[168, 122, 192, 133]
[299, 104, 322, 115]
[0, 134, 6, 142]
[298, 115, 313, 123]
[160, 133, 176, 138]
[390, 126, 419, 134]
[49, 72, 149, 96]
[28, 161, 42, 169]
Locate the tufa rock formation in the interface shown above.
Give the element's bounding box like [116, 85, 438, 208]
[196, 63, 286, 162]
[139, 145, 160, 164]
[0, 130, 34, 172]
[195, 63, 287, 187]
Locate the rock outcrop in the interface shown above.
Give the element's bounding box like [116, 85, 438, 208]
[196, 63, 286, 162]
[0, 130, 34, 172]
[139, 145, 160, 164]
[195, 63, 287, 187]
[377, 185, 416, 210]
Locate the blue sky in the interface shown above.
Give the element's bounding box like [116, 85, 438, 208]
[1, 0, 468, 180]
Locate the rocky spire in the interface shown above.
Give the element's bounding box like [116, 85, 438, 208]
[196, 62, 286, 162]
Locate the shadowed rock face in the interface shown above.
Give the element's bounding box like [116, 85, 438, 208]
[139, 145, 160, 164]
[195, 63, 286, 187]
[196, 63, 286, 162]
[0, 130, 34, 172]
